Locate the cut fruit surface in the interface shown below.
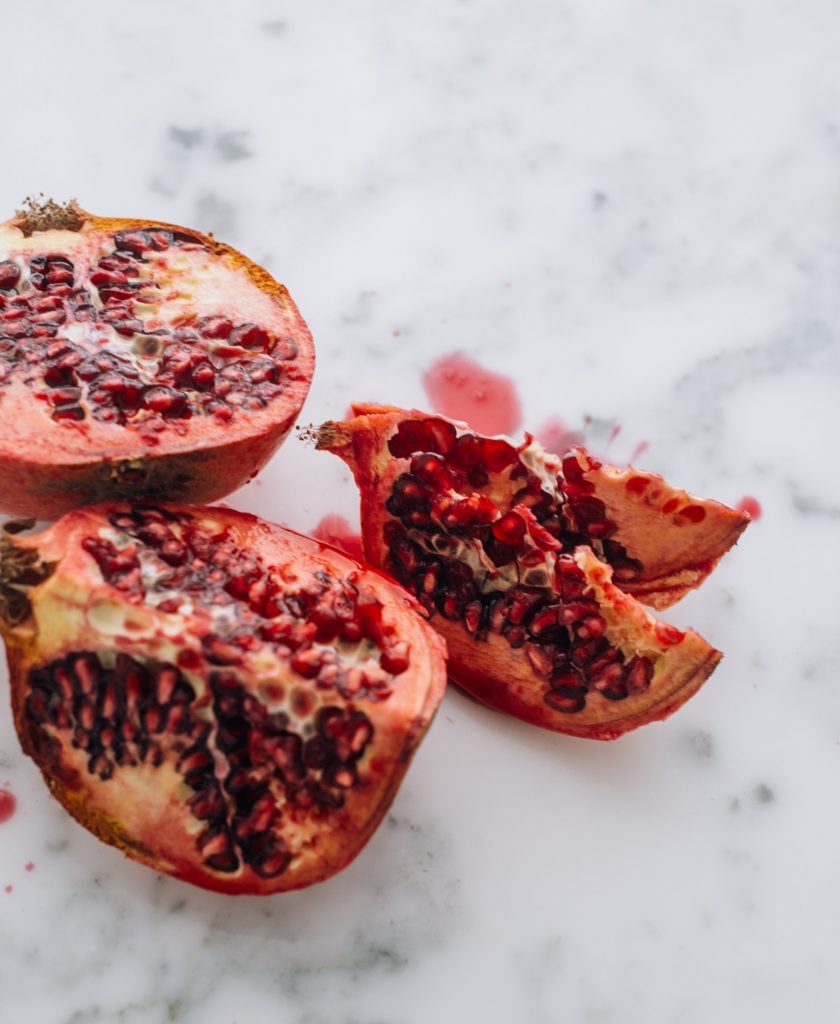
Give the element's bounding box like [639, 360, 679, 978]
[316, 404, 749, 739]
[0, 200, 314, 517]
[0, 503, 446, 893]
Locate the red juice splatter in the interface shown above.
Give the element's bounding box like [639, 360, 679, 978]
[535, 418, 583, 455]
[423, 353, 522, 435]
[736, 495, 762, 520]
[0, 789, 16, 824]
[25, 862, 34, 872]
[628, 440, 649, 464]
[312, 515, 364, 561]
[4, 885, 11, 894]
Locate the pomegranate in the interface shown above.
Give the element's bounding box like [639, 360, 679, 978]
[0, 198, 314, 518]
[315, 404, 750, 739]
[0, 503, 446, 893]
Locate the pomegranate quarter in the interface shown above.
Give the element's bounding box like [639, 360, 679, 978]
[316, 404, 751, 740]
[0, 199, 314, 518]
[0, 504, 446, 893]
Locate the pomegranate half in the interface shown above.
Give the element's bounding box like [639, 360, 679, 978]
[316, 404, 750, 740]
[0, 503, 446, 893]
[0, 199, 314, 518]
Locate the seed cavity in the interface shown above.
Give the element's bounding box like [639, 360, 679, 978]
[382, 418, 654, 714]
[82, 505, 408, 701]
[25, 650, 375, 879]
[0, 227, 296, 426]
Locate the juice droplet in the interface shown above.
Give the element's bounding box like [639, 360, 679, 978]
[423, 353, 522, 435]
[0, 789, 16, 825]
[736, 495, 762, 520]
[628, 440, 649, 464]
[311, 515, 364, 561]
[535, 418, 583, 455]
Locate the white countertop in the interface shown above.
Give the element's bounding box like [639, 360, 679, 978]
[2, 2, 839, 1021]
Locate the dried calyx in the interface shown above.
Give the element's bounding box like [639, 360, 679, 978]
[0, 503, 446, 893]
[0, 520, 55, 627]
[316, 404, 750, 739]
[13, 196, 85, 235]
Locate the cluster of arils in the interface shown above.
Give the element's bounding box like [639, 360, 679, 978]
[382, 416, 653, 712]
[26, 650, 373, 878]
[82, 503, 409, 701]
[0, 228, 299, 427]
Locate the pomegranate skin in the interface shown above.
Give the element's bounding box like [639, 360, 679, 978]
[316, 404, 749, 740]
[0, 422, 293, 520]
[0, 503, 447, 894]
[0, 203, 315, 518]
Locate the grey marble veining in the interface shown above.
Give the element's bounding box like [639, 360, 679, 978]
[1, 1, 839, 1021]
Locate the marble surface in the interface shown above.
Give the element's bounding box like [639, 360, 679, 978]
[1, 1, 839, 1021]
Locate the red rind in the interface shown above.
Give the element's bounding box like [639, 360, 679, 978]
[563, 448, 750, 609]
[442, 551, 721, 740]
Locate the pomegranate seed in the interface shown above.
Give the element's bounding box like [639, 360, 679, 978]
[625, 656, 654, 694]
[481, 437, 519, 472]
[544, 688, 586, 714]
[144, 387, 187, 415]
[53, 403, 85, 421]
[90, 269, 128, 287]
[0, 261, 20, 290]
[410, 452, 455, 490]
[439, 494, 497, 529]
[388, 417, 457, 458]
[507, 589, 542, 626]
[492, 511, 527, 546]
[528, 605, 561, 638]
[229, 323, 270, 350]
[576, 615, 606, 639]
[191, 363, 215, 388]
[463, 600, 482, 636]
[291, 649, 323, 678]
[381, 641, 410, 675]
[591, 663, 624, 692]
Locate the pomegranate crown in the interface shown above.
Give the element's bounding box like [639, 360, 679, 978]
[13, 196, 85, 236]
[0, 521, 54, 628]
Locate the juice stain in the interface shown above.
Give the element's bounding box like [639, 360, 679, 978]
[736, 495, 762, 520]
[312, 515, 364, 561]
[535, 418, 583, 455]
[0, 789, 16, 824]
[423, 354, 522, 436]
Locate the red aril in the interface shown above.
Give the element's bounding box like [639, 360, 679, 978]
[315, 404, 749, 739]
[0, 503, 446, 893]
[0, 199, 314, 518]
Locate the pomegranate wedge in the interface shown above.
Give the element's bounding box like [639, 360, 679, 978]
[0, 504, 446, 893]
[0, 199, 314, 518]
[315, 404, 749, 739]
